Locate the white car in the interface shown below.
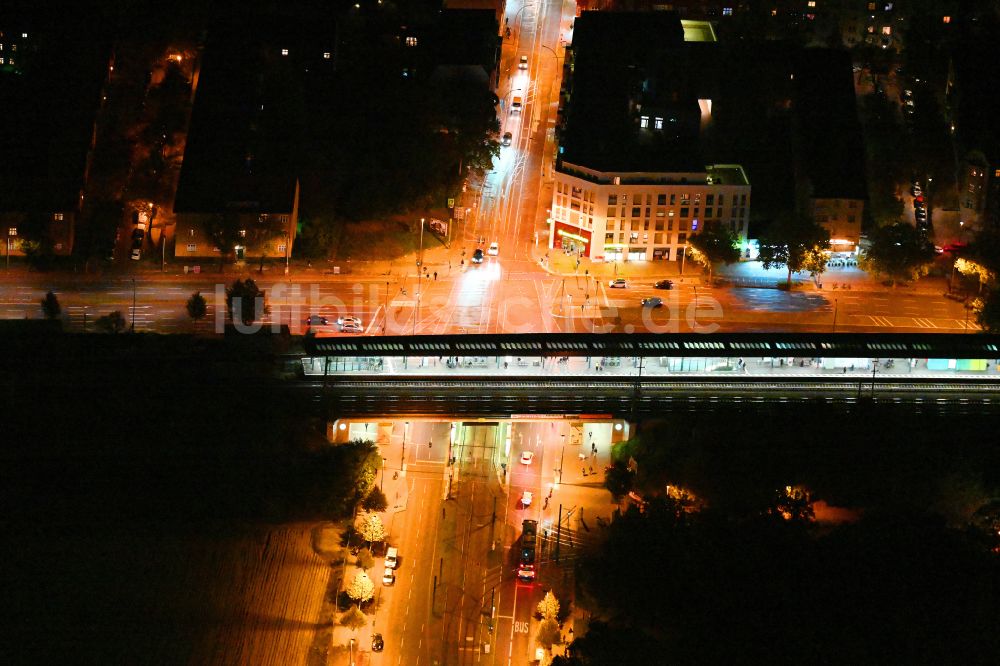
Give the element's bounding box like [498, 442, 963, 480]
[338, 316, 363, 333]
[488, 242, 499, 256]
[520, 451, 534, 465]
[521, 491, 533, 507]
[519, 55, 528, 70]
[608, 278, 628, 289]
[382, 567, 395, 586]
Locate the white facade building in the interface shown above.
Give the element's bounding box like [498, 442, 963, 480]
[548, 162, 751, 262]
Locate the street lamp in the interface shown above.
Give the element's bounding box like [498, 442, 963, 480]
[414, 219, 424, 336]
[5, 226, 15, 271]
[401, 421, 409, 470]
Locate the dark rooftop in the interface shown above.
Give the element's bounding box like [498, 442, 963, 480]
[433, 9, 499, 73]
[174, 17, 308, 214]
[0, 8, 111, 212]
[792, 48, 867, 200]
[559, 11, 704, 173]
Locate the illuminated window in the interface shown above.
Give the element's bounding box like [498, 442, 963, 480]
[189, 229, 195, 237]
[22, 33, 28, 38]
[323, 52, 331, 59]
[0, 58, 4, 65]
[53, 213, 64, 221]
[640, 116, 649, 128]
[405, 36, 417, 47]
[771, 8, 778, 16]
[7, 58, 12, 66]
[0, 43, 3, 50]
[654, 117, 663, 130]
[281, 48, 289, 56]
[867, 25, 875, 33]
[995, 169, 1000, 178]
[8, 227, 17, 236]
[867, 2, 875, 9]
[942, 16, 951, 23]
[277, 244, 287, 253]
[187, 243, 197, 252]
[882, 26, 891, 35]
[239, 229, 247, 238]
[723, 7, 733, 16]
[807, 0, 816, 7]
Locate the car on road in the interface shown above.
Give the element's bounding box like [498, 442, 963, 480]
[522, 519, 537, 540]
[488, 241, 499, 256]
[520, 451, 534, 465]
[385, 547, 398, 569]
[338, 316, 363, 333]
[911, 183, 923, 196]
[372, 634, 384, 652]
[382, 567, 395, 586]
[641, 297, 663, 308]
[130, 247, 141, 261]
[914, 195, 925, 208]
[502, 131, 512, 146]
[654, 279, 673, 290]
[472, 248, 484, 264]
[304, 315, 329, 326]
[915, 208, 927, 220]
[519, 55, 528, 70]
[521, 491, 533, 507]
[517, 545, 536, 582]
[608, 278, 628, 289]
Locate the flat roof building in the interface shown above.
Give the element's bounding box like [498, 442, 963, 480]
[551, 11, 750, 263]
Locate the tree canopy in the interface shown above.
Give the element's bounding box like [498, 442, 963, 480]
[40, 291, 62, 320]
[859, 221, 936, 284]
[687, 223, 741, 281]
[225, 279, 267, 326]
[756, 212, 830, 286]
[345, 571, 374, 603]
[358, 514, 385, 544]
[339, 605, 367, 631]
[186, 291, 207, 321]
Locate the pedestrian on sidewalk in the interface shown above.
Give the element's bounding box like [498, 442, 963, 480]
[433, 271, 437, 280]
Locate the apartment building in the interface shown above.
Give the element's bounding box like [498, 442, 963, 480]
[551, 164, 750, 262]
[551, 11, 750, 263]
[0, 10, 112, 257]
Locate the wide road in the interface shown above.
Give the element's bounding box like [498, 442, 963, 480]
[0, 267, 977, 335]
[0, 0, 978, 337]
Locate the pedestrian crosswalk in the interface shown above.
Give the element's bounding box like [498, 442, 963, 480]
[862, 314, 970, 329]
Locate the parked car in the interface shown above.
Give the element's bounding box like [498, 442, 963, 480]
[304, 315, 329, 326]
[385, 547, 398, 569]
[502, 132, 513, 146]
[642, 297, 663, 308]
[130, 247, 141, 261]
[372, 634, 384, 652]
[132, 228, 145, 242]
[654, 279, 674, 290]
[608, 278, 628, 289]
[521, 491, 533, 507]
[382, 567, 395, 586]
[488, 241, 499, 256]
[472, 248, 484, 264]
[520, 451, 534, 465]
[519, 55, 528, 70]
